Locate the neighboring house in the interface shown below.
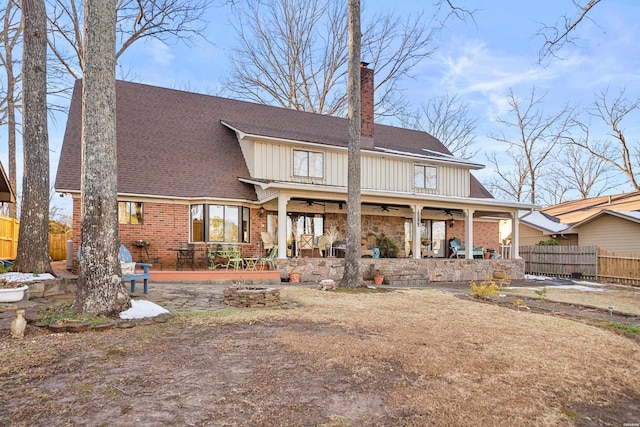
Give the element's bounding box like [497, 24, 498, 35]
[55, 64, 533, 267]
[0, 161, 15, 204]
[520, 192, 640, 253]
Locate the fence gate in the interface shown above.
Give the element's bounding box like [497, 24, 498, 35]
[519, 245, 598, 279]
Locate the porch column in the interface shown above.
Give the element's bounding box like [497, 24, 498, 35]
[465, 208, 475, 259]
[276, 195, 289, 259]
[412, 205, 423, 259]
[511, 212, 520, 259]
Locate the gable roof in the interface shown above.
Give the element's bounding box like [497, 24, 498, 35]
[520, 210, 568, 234]
[541, 192, 640, 224]
[520, 192, 640, 235]
[55, 80, 493, 200]
[570, 209, 640, 229]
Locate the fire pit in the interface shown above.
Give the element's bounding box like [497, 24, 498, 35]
[223, 286, 280, 308]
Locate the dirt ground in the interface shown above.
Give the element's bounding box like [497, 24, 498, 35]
[1, 284, 640, 427]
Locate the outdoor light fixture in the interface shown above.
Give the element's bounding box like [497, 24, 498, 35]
[447, 211, 455, 228]
[258, 206, 265, 218]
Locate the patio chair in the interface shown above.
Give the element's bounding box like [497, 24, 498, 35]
[261, 232, 274, 252]
[225, 245, 243, 270]
[449, 239, 465, 258]
[317, 235, 330, 257]
[299, 234, 314, 257]
[176, 244, 195, 270]
[142, 246, 163, 270]
[259, 245, 278, 270]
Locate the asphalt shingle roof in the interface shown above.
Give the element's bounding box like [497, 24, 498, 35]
[55, 80, 492, 200]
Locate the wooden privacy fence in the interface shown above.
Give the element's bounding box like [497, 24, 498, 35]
[49, 233, 71, 261]
[0, 215, 19, 260]
[598, 249, 640, 286]
[520, 245, 640, 286]
[520, 245, 598, 280]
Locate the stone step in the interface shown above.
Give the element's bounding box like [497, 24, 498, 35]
[381, 273, 429, 287]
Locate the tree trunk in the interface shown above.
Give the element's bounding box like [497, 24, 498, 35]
[1, 0, 20, 218]
[339, 0, 363, 288]
[74, 0, 129, 315]
[15, 0, 51, 274]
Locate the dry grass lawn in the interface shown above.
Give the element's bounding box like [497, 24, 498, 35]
[2, 287, 639, 426]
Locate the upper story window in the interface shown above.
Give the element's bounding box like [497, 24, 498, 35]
[118, 202, 143, 224]
[293, 149, 324, 178]
[414, 165, 437, 189]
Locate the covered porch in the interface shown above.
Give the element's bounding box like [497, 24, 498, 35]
[245, 183, 532, 265]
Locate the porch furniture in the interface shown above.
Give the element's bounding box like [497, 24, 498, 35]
[449, 239, 485, 259]
[173, 244, 195, 270]
[449, 239, 464, 258]
[299, 234, 314, 257]
[140, 245, 162, 270]
[221, 245, 243, 270]
[259, 245, 278, 270]
[77, 244, 152, 293]
[334, 240, 346, 258]
[317, 235, 330, 257]
[243, 256, 259, 271]
[261, 232, 275, 252]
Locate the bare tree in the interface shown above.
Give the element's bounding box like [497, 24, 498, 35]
[46, 0, 210, 83]
[0, 0, 22, 218]
[223, 0, 436, 119]
[402, 94, 478, 159]
[339, 0, 363, 288]
[567, 88, 640, 191]
[75, 0, 129, 315]
[15, 0, 51, 274]
[559, 137, 615, 198]
[536, 0, 603, 62]
[487, 87, 574, 205]
[485, 150, 530, 203]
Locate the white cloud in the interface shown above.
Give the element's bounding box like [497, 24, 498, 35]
[146, 39, 175, 67]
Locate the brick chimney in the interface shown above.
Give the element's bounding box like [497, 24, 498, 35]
[360, 62, 374, 148]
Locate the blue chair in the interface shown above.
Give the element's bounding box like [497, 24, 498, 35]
[77, 244, 152, 293]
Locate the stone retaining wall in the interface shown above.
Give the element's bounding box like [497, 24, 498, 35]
[26, 279, 77, 299]
[275, 257, 525, 284]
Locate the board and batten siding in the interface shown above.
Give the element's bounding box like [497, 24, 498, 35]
[243, 140, 470, 197]
[576, 215, 640, 253]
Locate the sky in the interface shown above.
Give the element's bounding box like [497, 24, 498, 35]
[11, 0, 640, 216]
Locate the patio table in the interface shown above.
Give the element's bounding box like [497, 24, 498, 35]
[243, 257, 259, 271]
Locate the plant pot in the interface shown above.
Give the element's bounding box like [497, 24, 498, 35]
[0, 285, 28, 303]
[373, 275, 384, 285]
[484, 252, 490, 259]
[289, 272, 301, 283]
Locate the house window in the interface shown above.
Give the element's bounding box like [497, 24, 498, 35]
[414, 165, 437, 189]
[118, 202, 143, 224]
[293, 149, 324, 178]
[190, 204, 250, 243]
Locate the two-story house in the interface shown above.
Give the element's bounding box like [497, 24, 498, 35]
[55, 65, 532, 273]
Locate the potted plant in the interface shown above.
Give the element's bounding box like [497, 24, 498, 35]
[0, 279, 29, 303]
[368, 231, 399, 258]
[289, 271, 301, 283]
[373, 270, 384, 285]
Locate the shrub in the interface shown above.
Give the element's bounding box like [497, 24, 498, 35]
[469, 280, 499, 299]
[536, 238, 559, 246]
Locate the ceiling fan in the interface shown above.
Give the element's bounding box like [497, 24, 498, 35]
[380, 204, 400, 212]
[301, 199, 324, 207]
